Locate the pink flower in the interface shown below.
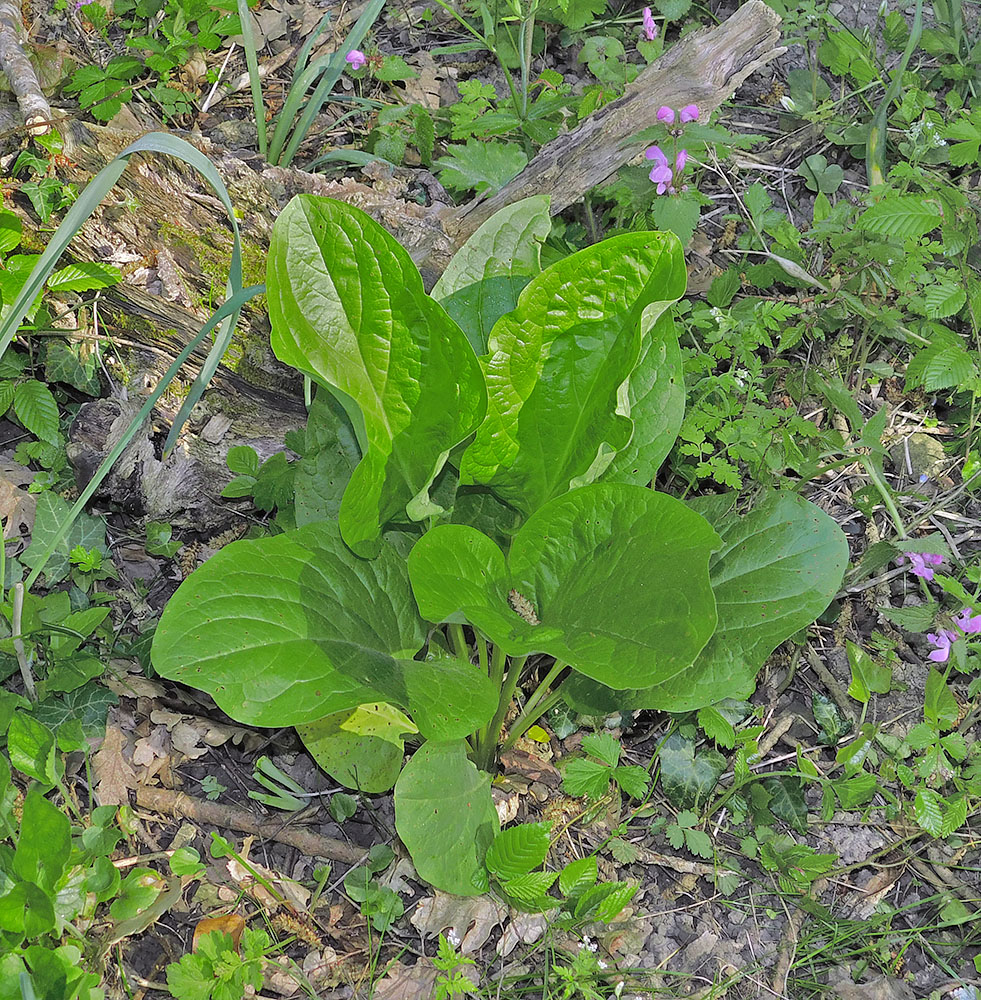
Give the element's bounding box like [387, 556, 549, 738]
[955, 607, 981, 634]
[656, 106, 675, 124]
[927, 629, 958, 663]
[645, 145, 673, 193]
[642, 7, 658, 41]
[346, 49, 367, 70]
[679, 104, 700, 123]
[675, 149, 689, 174]
[901, 551, 944, 581]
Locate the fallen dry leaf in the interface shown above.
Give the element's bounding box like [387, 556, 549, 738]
[371, 959, 440, 1000]
[497, 911, 547, 957]
[227, 856, 311, 912]
[93, 718, 137, 806]
[402, 52, 442, 110]
[193, 913, 245, 951]
[133, 725, 169, 767]
[105, 673, 167, 699]
[411, 891, 505, 956]
[0, 464, 35, 539]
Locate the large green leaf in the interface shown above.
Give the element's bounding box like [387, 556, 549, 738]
[601, 310, 684, 485]
[431, 196, 551, 355]
[151, 522, 423, 727]
[394, 740, 499, 895]
[409, 483, 719, 688]
[562, 491, 848, 713]
[152, 521, 496, 737]
[459, 231, 686, 517]
[267, 195, 486, 555]
[297, 702, 418, 793]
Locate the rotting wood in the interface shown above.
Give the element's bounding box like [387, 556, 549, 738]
[0, 1, 50, 134]
[135, 785, 368, 866]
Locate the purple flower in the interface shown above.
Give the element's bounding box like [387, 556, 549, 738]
[645, 145, 673, 193]
[927, 629, 958, 663]
[679, 104, 700, 123]
[955, 607, 981, 634]
[675, 149, 689, 174]
[642, 7, 658, 40]
[901, 551, 944, 581]
[346, 49, 367, 70]
[656, 106, 675, 124]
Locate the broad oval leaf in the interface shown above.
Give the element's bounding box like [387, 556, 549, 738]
[151, 521, 426, 727]
[563, 491, 848, 713]
[459, 231, 687, 517]
[409, 483, 720, 688]
[267, 195, 486, 555]
[394, 740, 499, 895]
[431, 195, 551, 355]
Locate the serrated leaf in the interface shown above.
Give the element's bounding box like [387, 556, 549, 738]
[858, 195, 943, 239]
[562, 757, 612, 799]
[558, 855, 597, 897]
[581, 731, 621, 767]
[613, 764, 650, 801]
[666, 823, 685, 849]
[877, 602, 937, 631]
[500, 870, 559, 907]
[923, 282, 967, 319]
[832, 772, 877, 808]
[485, 821, 552, 880]
[914, 787, 943, 836]
[47, 261, 121, 292]
[924, 668, 958, 730]
[941, 795, 968, 836]
[435, 140, 528, 197]
[697, 706, 736, 748]
[684, 828, 714, 859]
[13, 379, 59, 443]
[608, 837, 638, 863]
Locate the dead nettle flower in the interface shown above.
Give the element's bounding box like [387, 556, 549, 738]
[646, 104, 699, 194]
[955, 607, 981, 634]
[345, 49, 367, 71]
[642, 7, 658, 41]
[927, 629, 958, 663]
[899, 551, 944, 581]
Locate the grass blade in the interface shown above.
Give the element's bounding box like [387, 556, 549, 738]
[236, 0, 267, 159]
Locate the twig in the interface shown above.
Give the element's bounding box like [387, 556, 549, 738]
[11, 582, 36, 702]
[135, 786, 367, 865]
[0, 1, 51, 135]
[804, 645, 855, 724]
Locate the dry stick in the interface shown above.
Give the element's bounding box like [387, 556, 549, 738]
[443, 0, 784, 242]
[0, 1, 51, 135]
[135, 786, 367, 865]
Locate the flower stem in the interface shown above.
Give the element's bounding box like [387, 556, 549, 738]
[476, 631, 488, 676]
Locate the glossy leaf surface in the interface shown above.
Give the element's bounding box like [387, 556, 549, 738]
[409, 483, 719, 687]
[267, 195, 486, 554]
[459, 231, 686, 517]
[431, 195, 550, 355]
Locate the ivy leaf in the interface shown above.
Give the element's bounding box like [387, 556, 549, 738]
[765, 776, 808, 834]
[658, 731, 725, 809]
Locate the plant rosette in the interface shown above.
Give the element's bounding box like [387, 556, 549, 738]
[151, 195, 848, 895]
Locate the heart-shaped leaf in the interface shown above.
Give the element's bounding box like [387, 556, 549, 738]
[459, 231, 686, 517]
[431, 195, 551, 355]
[151, 522, 424, 726]
[409, 483, 719, 688]
[394, 740, 499, 895]
[267, 195, 486, 555]
[562, 491, 848, 713]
